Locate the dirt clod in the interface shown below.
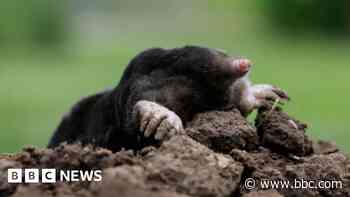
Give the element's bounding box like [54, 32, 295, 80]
[186, 110, 259, 153]
[313, 140, 339, 154]
[256, 107, 313, 156]
[0, 107, 349, 197]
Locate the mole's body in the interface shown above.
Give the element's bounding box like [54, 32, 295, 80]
[48, 46, 289, 151]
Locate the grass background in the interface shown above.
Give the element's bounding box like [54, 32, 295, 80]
[0, 1, 349, 153]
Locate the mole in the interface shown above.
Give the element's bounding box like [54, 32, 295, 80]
[48, 46, 289, 151]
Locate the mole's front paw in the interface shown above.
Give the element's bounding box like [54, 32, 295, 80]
[133, 100, 184, 140]
[251, 84, 290, 107]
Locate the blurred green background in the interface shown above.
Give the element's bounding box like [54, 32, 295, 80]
[0, 0, 349, 153]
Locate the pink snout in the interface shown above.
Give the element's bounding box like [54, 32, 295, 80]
[232, 58, 252, 74]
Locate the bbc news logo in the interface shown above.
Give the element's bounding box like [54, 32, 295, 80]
[8, 169, 102, 183]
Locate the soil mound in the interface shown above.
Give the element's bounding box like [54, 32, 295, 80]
[0, 107, 349, 197]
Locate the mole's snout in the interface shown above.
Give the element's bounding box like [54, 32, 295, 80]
[231, 58, 252, 75]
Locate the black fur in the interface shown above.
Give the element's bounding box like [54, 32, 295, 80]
[48, 46, 244, 151]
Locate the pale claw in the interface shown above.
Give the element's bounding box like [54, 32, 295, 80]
[251, 84, 290, 106]
[133, 100, 184, 141]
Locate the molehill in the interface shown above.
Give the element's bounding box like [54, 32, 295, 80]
[0, 107, 349, 197]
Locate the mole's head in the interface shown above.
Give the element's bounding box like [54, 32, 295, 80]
[163, 46, 252, 87]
